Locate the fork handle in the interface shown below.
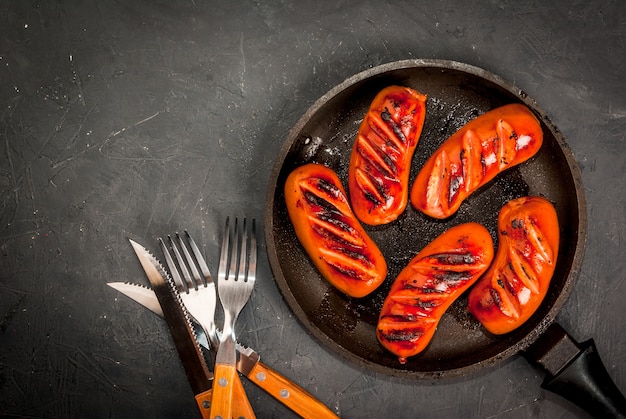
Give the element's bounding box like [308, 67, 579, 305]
[195, 376, 256, 419]
[210, 363, 236, 419]
[246, 361, 339, 418]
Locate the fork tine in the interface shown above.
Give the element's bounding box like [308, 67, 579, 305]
[175, 232, 201, 290]
[218, 216, 231, 282]
[184, 230, 212, 287]
[248, 219, 257, 283]
[237, 218, 248, 281]
[168, 234, 195, 291]
[158, 237, 188, 293]
[228, 217, 239, 282]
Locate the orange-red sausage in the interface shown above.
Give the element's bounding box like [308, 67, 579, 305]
[349, 86, 427, 225]
[377, 223, 494, 363]
[468, 196, 559, 335]
[284, 163, 387, 298]
[410, 104, 543, 219]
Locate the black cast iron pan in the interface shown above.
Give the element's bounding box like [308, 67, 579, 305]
[264, 59, 626, 417]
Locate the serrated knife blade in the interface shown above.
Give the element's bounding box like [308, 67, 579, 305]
[128, 239, 213, 417]
[108, 281, 213, 349]
[108, 281, 164, 317]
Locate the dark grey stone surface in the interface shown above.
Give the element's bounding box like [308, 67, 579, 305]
[1, 1, 624, 417]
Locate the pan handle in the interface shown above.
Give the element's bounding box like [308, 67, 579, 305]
[523, 322, 626, 418]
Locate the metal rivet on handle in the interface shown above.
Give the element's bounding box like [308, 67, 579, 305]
[202, 400, 210, 409]
[218, 377, 228, 387]
[280, 389, 290, 399]
[256, 372, 266, 382]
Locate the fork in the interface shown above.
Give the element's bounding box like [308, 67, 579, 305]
[159, 227, 256, 418]
[210, 217, 256, 419]
[158, 231, 220, 351]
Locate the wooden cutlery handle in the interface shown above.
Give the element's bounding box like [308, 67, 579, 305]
[247, 361, 339, 418]
[210, 363, 236, 419]
[195, 374, 255, 419]
[232, 371, 256, 419]
[195, 389, 213, 419]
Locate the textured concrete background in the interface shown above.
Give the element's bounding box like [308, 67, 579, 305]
[1, 1, 624, 417]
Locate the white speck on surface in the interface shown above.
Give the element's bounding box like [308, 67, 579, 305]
[518, 287, 531, 305]
[516, 134, 532, 149]
[484, 153, 497, 166]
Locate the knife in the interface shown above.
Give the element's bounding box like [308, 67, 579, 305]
[109, 280, 340, 419]
[128, 240, 255, 419]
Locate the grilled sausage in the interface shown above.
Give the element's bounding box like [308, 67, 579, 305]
[468, 196, 559, 334]
[410, 104, 543, 219]
[349, 85, 427, 225]
[377, 223, 494, 363]
[284, 163, 387, 298]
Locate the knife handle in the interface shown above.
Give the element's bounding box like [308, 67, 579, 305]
[195, 389, 213, 419]
[232, 371, 256, 419]
[210, 363, 236, 419]
[195, 377, 256, 419]
[247, 361, 339, 418]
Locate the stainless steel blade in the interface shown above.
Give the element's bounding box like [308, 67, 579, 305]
[129, 239, 213, 393]
[107, 281, 210, 349]
[108, 281, 164, 316]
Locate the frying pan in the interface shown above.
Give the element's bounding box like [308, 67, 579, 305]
[264, 59, 626, 416]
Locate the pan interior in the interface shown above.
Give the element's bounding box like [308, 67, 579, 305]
[265, 61, 584, 378]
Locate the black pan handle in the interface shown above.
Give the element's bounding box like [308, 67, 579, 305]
[523, 322, 626, 418]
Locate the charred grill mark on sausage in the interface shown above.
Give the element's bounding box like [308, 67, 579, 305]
[299, 177, 378, 283]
